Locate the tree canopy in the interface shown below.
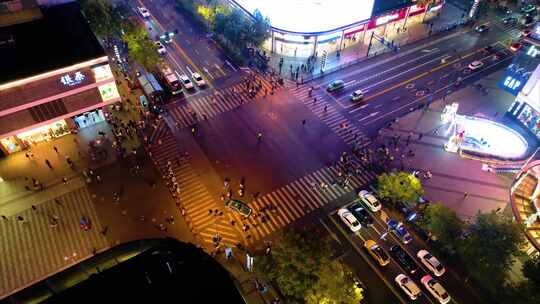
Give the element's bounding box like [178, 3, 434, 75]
[377, 172, 424, 205]
[523, 254, 540, 286]
[79, 0, 123, 38]
[121, 22, 161, 71]
[458, 212, 525, 293]
[418, 203, 463, 255]
[255, 228, 363, 303]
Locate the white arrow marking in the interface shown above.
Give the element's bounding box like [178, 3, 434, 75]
[358, 111, 380, 123]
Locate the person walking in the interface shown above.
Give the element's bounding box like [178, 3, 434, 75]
[53, 146, 59, 153]
[302, 119, 306, 126]
[45, 159, 53, 169]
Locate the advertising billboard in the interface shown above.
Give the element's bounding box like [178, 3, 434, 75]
[233, 0, 376, 33]
[530, 22, 540, 41]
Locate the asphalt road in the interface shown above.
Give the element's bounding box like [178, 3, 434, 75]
[328, 197, 478, 304]
[128, 0, 242, 92]
[307, 20, 520, 137]
[124, 4, 529, 303]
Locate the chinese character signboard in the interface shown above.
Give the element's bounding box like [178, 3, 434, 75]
[60, 71, 87, 87]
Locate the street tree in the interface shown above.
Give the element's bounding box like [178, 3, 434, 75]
[523, 254, 540, 286]
[418, 203, 463, 255]
[304, 261, 363, 304]
[377, 172, 424, 205]
[255, 228, 363, 302]
[458, 212, 525, 293]
[121, 22, 161, 71]
[255, 228, 331, 300]
[79, 0, 123, 38]
[245, 9, 271, 48]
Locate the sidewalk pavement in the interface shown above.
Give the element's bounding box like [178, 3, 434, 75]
[374, 70, 518, 220]
[218, 253, 280, 304]
[268, 2, 467, 81]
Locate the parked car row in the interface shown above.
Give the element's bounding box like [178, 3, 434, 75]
[337, 189, 450, 303]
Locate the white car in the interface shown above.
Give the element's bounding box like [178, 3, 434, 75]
[421, 275, 451, 304]
[358, 190, 382, 212]
[180, 75, 194, 90]
[417, 250, 445, 277]
[155, 41, 166, 55]
[191, 72, 206, 87]
[338, 208, 361, 232]
[351, 89, 364, 101]
[395, 274, 421, 300]
[138, 6, 150, 18]
[468, 60, 484, 70]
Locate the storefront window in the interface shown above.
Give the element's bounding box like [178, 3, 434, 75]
[0, 137, 20, 153]
[518, 104, 540, 139]
[17, 120, 70, 145]
[74, 110, 105, 129]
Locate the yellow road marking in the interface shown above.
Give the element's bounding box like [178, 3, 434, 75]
[138, 0, 215, 89]
[363, 49, 481, 102]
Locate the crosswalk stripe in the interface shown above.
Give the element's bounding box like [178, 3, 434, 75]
[297, 179, 325, 207]
[265, 194, 290, 226]
[290, 181, 319, 210]
[270, 190, 298, 221]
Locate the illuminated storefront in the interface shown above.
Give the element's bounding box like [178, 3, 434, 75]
[231, 0, 442, 58]
[507, 60, 540, 141]
[0, 62, 120, 154]
[0, 2, 121, 156]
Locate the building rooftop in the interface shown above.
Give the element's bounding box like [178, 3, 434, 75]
[0, 1, 105, 85]
[232, 0, 375, 34]
[6, 239, 246, 303]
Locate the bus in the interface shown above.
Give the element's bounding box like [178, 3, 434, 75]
[137, 73, 164, 104]
[157, 63, 182, 96]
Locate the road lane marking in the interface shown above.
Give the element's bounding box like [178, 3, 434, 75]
[203, 67, 214, 80]
[363, 53, 514, 126]
[139, 0, 214, 89]
[321, 50, 441, 88]
[358, 111, 379, 123]
[224, 60, 237, 72]
[362, 47, 484, 103]
[317, 29, 471, 87]
[214, 63, 227, 77]
[327, 214, 408, 304]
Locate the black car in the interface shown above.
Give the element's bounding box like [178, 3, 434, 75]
[475, 24, 490, 33]
[389, 245, 418, 274]
[348, 203, 374, 227]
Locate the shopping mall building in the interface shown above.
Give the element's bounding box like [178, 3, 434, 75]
[504, 22, 540, 254]
[0, 1, 120, 157]
[229, 0, 445, 58]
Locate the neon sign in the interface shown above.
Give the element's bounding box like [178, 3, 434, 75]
[376, 13, 399, 26]
[527, 46, 540, 58]
[60, 71, 86, 86]
[503, 76, 522, 90]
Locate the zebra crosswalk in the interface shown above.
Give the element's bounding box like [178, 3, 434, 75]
[145, 125, 243, 247]
[167, 77, 279, 129]
[500, 23, 522, 39]
[290, 85, 371, 147]
[0, 186, 108, 297]
[227, 159, 378, 244]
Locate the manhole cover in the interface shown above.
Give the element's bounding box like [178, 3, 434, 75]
[405, 83, 415, 89]
[453, 63, 461, 69]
